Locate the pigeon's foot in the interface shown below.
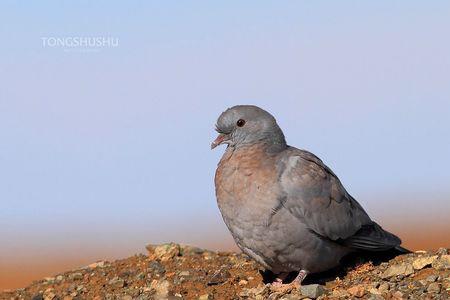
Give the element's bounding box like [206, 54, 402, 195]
[270, 270, 308, 292]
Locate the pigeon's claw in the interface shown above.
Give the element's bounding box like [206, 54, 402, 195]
[270, 270, 308, 292]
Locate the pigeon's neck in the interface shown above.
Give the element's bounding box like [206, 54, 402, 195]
[232, 139, 287, 155]
[234, 128, 287, 153]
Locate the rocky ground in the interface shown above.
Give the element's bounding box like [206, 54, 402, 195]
[1, 243, 449, 300]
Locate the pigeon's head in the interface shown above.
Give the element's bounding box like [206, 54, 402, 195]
[211, 105, 287, 150]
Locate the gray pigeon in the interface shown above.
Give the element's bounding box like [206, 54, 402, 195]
[212, 105, 407, 288]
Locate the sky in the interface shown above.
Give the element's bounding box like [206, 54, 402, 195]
[1, 1, 450, 290]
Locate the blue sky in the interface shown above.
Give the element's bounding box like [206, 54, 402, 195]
[1, 1, 449, 265]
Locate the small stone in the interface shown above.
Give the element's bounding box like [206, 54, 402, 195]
[146, 243, 181, 262]
[300, 284, 325, 299]
[412, 256, 437, 270]
[369, 288, 381, 295]
[239, 284, 269, 297]
[76, 285, 85, 292]
[55, 275, 64, 282]
[148, 261, 166, 275]
[347, 285, 366, 298]
[267, 292, 283, 300]
[44, 292, 56, 300]
[108, 277, 125, 288]
[150, 279, 170, 298]
[122, 296, 133, 300]
[437, 248, 448, 255]
[178, 271, 190, 277]
[238, 279, 248, 286]
[381, 263, 414, 279]
[432, 255, 450, 270]
[378, 282, 390, 292]
[88, 261, 106, 269]
[280, 294, 303, 300]
[331, 289, 349, 297]
[419, 279, 428, 286]
[70, 272, 83, 280]
[207, 268, 231, 285]
[392, 291, 405, 299]
[198, 294, 211, 300]
[180, 245, 205, 256]
[426, 274, 438, 282]
[368, 295, 384, 300]
[427, 282, 441, 293]
[44, 277, 55, 283]
[32, 295, 44, 300]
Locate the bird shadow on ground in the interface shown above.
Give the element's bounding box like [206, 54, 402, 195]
[260, 249, 402, 285]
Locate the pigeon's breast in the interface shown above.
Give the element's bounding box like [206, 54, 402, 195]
[215, 145, 281, 221]
[214, 145, 287, 265]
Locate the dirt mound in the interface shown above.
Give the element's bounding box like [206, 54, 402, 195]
[1, 243, 449, 299]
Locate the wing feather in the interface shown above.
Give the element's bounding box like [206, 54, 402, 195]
[279, 148, 401, 250]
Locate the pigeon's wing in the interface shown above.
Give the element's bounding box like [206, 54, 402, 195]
[278, 148, 401, 250]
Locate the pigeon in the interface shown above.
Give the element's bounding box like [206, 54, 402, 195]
[211, 105, 408, 288]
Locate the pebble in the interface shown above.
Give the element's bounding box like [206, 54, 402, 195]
[437, 248, 448, 255]
[378, 282, 390, 292]
[150, 279, 170, 298]
[238, 279, 248, 286]
[69, 273, 83, 280]
[207, 268, 231, 285]
[347, 284, 366, 297]
[180, 245, 205, 256]
[412, 256, 436, 270]
[299, 284, 325, 299]
[331, 289, 349, 297]
[148, 260, 166, 275]
[381, 263, 414, 278]
[280, 294, 304, 300]
[147, 243, 181, 262]
[392, 291, 405, 299]
[88, 261, 106, 269]
[178, 271, 190, 277]
[432, 255, 450, 270]
[108, 277, 125, 288]
[427, 282, 441, 293]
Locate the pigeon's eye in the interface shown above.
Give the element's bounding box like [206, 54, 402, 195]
[236, 119, 246, 127]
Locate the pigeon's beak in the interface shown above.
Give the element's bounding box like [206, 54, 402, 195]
[211, 133, 230, 150]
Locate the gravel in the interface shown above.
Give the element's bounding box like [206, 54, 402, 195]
[1, 244, 449, 299]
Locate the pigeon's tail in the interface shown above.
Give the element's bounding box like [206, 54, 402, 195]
[394, 245, 411, 254]
[340, 222, 407, 252]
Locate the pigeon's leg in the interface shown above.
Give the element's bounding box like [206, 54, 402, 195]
[270, 270, 308, 292]
[292, 270, 308, 285]
[271, 272, 290, 287]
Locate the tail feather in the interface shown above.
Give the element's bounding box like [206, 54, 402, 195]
[340, 222, 405, 252]
[394, 245, 411, 254]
